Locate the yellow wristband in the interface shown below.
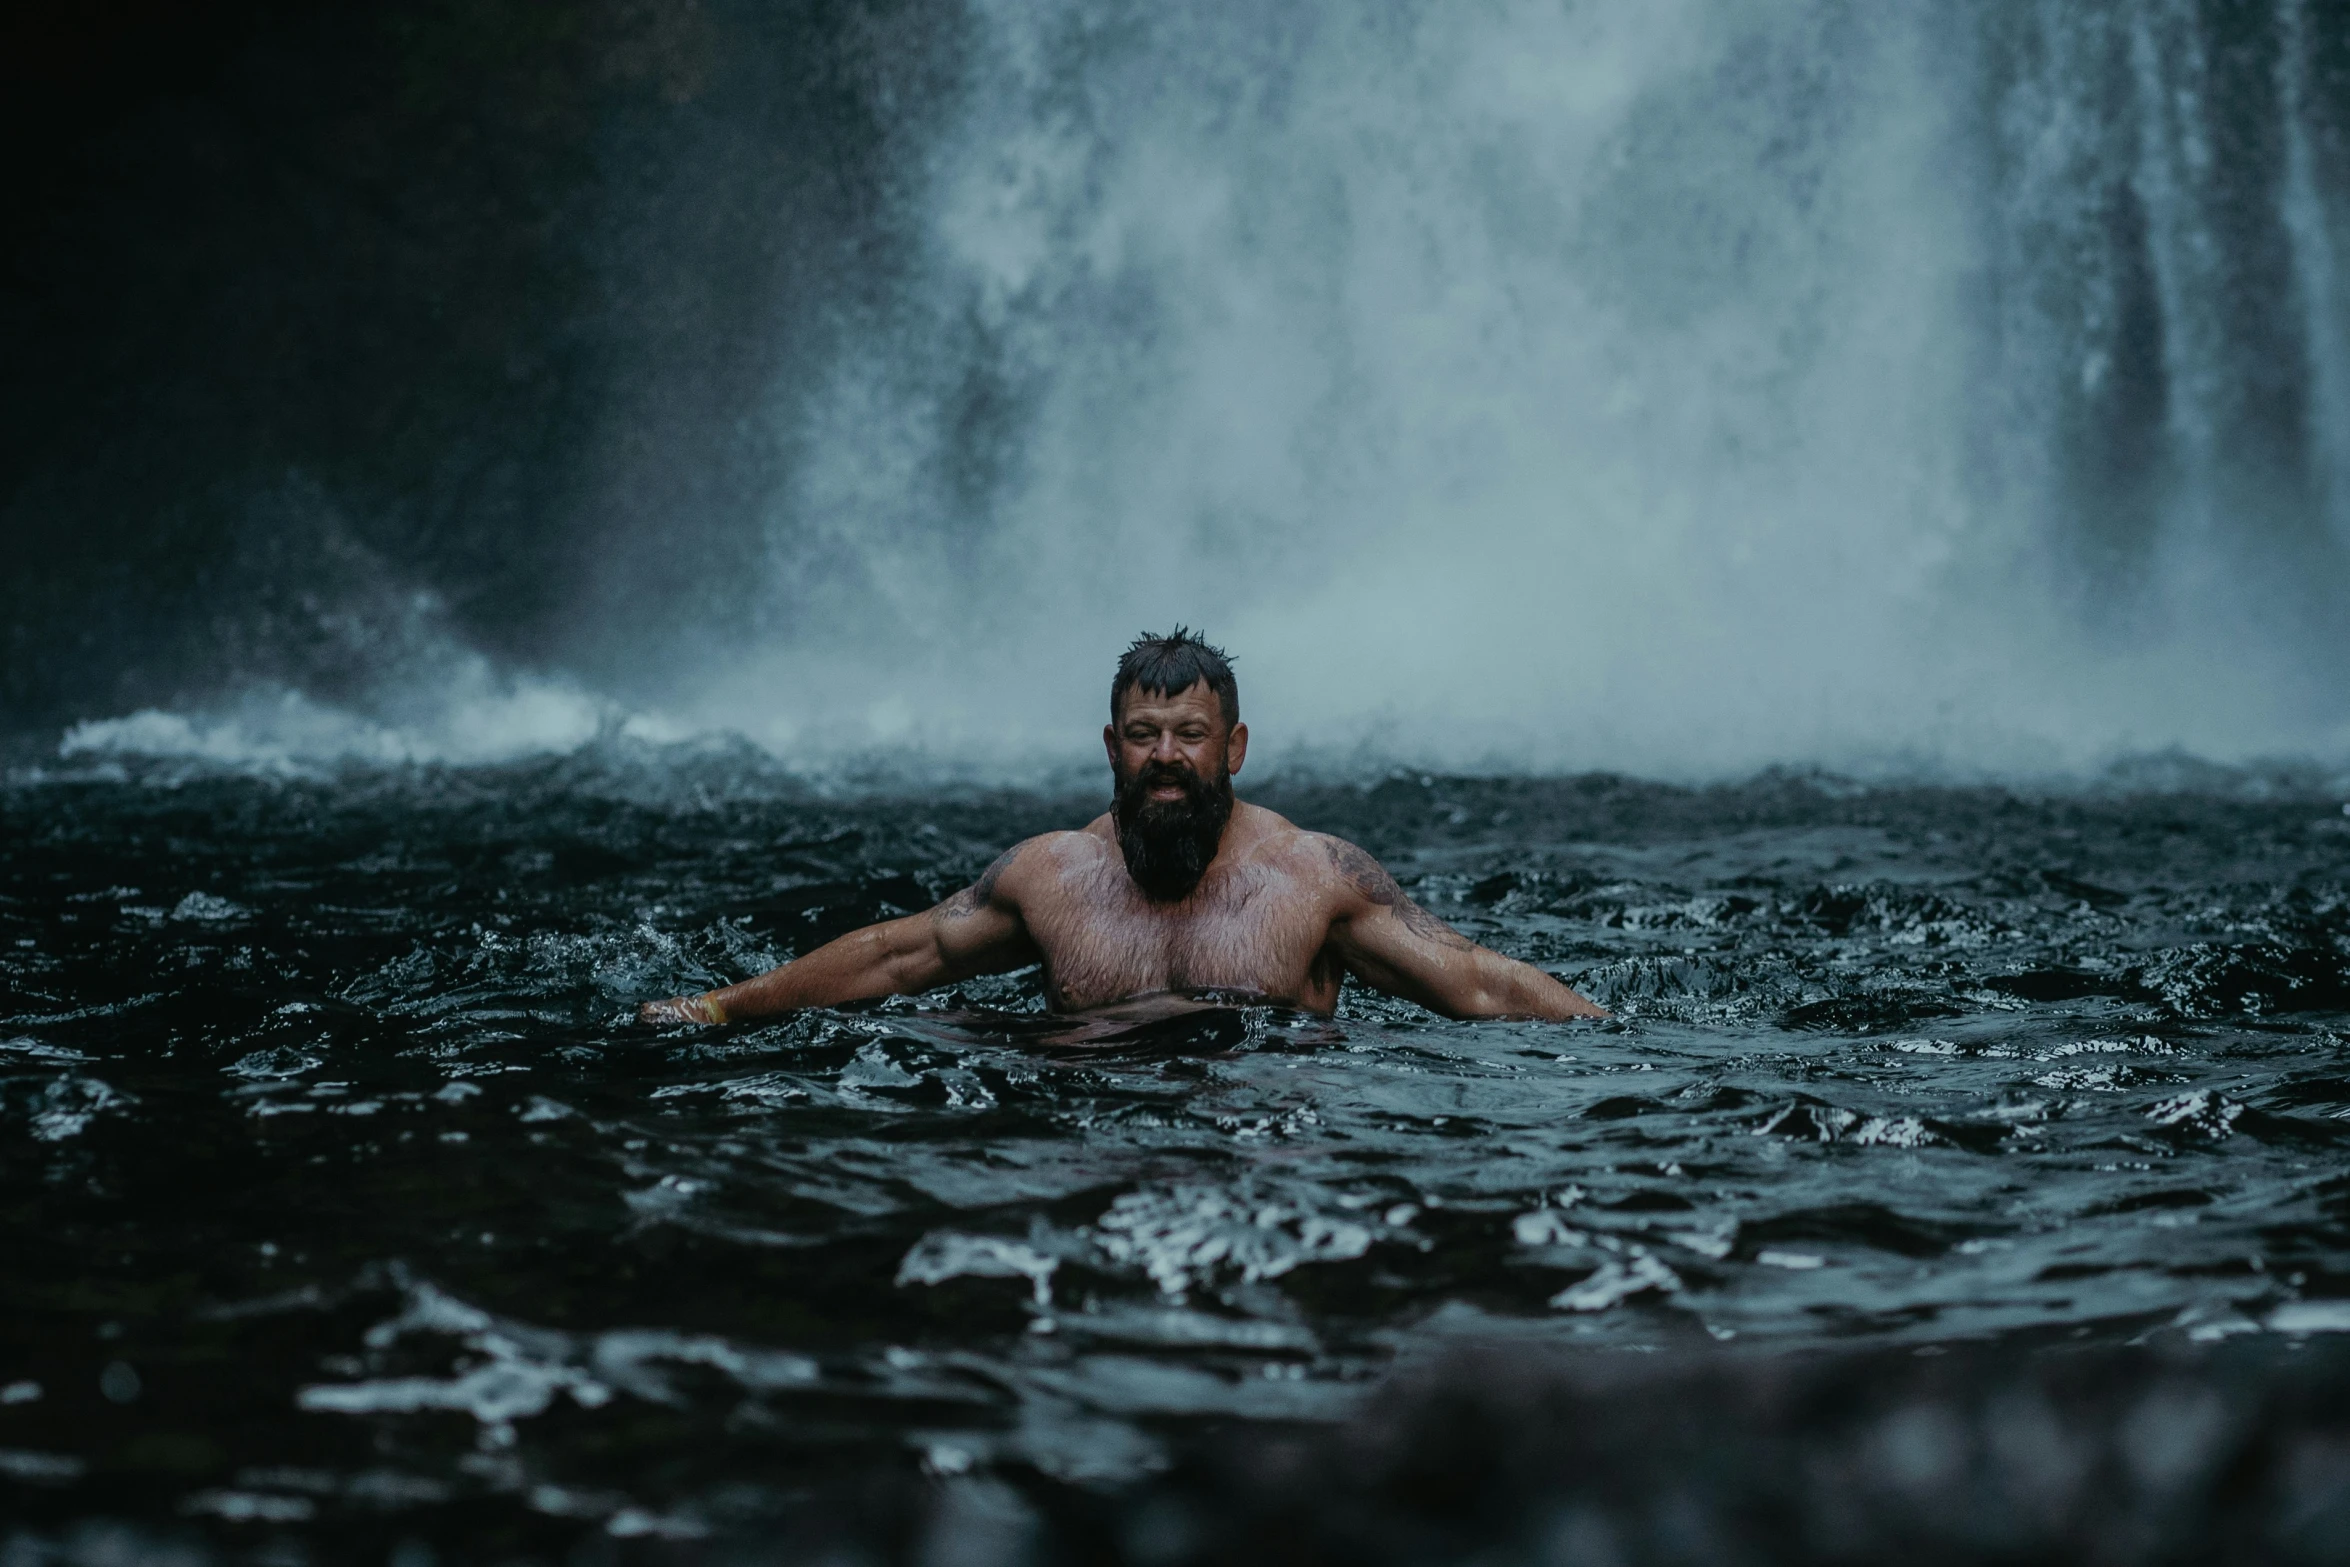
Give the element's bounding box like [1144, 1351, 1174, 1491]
[697, 993, 728, 1025]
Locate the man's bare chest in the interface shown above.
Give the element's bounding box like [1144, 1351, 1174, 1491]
[1023, 860, 1334, 1009]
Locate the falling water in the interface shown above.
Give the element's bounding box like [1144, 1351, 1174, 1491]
[26, 0, 2345, 779]
[2282, 0, 2350, 544]
[646, 0, 2350, 778]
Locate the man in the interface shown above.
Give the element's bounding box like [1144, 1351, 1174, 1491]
[638, 631, 1605, 1027]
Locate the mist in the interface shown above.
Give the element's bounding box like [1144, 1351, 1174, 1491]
[17, 0, 2350, 780]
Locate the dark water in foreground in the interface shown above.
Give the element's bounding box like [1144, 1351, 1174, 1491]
[7, 749, 2350, 1562]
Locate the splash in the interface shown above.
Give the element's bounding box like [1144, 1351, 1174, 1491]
[55, 665, 620, 776]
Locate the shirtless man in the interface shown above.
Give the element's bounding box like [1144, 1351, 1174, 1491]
[638, 631, 1605, 1027]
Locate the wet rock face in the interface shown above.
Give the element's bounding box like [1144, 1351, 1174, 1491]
[4, 759, 2350, 1557]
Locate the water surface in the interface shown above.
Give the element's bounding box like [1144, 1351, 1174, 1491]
[6, 751, 2350, 1556]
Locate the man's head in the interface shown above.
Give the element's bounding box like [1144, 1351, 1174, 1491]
[1105, 629, 1247, 902]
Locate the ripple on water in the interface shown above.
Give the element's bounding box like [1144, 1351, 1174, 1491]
[4, 764, 2350, 1550]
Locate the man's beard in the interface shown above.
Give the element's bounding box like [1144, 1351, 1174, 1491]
[1114, 758, 1235, 902]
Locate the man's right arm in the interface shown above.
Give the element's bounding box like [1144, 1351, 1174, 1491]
[637, 840, 1043, 1026]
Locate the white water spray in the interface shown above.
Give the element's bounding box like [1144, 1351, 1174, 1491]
[708, 0, 2350, 776]
[59, 0, 2350, 780]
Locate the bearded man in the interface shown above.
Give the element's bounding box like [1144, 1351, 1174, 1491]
[638, 630, 1605, 1026]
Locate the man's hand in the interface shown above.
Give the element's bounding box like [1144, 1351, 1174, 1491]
[637, 994, 725, 1026]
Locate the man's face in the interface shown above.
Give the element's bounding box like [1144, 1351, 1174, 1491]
[1104, 680, 1249, 901]
[1105, 679, 1246, 796]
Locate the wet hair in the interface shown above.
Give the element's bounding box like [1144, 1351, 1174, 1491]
[1111, 628, 1239, 728]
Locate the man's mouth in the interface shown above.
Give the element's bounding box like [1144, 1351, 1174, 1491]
[1136, 766, 1195, 803]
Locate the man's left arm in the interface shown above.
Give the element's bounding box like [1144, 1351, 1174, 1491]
[1317, 837, 1607, 1021]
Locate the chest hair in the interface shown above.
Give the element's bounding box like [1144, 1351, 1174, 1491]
[1036, 855, 1319, 1004]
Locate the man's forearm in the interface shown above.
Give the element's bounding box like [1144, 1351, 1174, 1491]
[653, 916, 940, 1024]
[1468, 950, 1608, 1021]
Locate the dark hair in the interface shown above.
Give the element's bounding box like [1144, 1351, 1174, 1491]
[1111, 628, 1239, 728]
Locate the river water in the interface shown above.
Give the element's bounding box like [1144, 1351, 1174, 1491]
[6, 749, 2350, 1560]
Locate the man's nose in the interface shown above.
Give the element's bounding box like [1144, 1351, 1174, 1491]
[1151, 733, 1182, 761]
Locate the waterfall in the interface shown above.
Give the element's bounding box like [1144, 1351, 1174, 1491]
[688, 0, 2349, 774]
[31, 0, 2350, 777]
[2282, 0, 2350, 546]
[690, 0, 2350, 770]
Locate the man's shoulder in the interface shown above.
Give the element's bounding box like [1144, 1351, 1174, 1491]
[1001, 826, 1101, 859]
[1233, 811, 1393, 896]
[955, 829, 1075, 891]
[1226, 802, 1307, 861]
[1285, 826, 1402, 907]
[994, 827, 1116, 886]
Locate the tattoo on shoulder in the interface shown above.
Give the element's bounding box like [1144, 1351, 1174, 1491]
[942, 841, 1024, 918]
[1321, 837, 1472, 949]
[1322, 837, 1400, 906]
